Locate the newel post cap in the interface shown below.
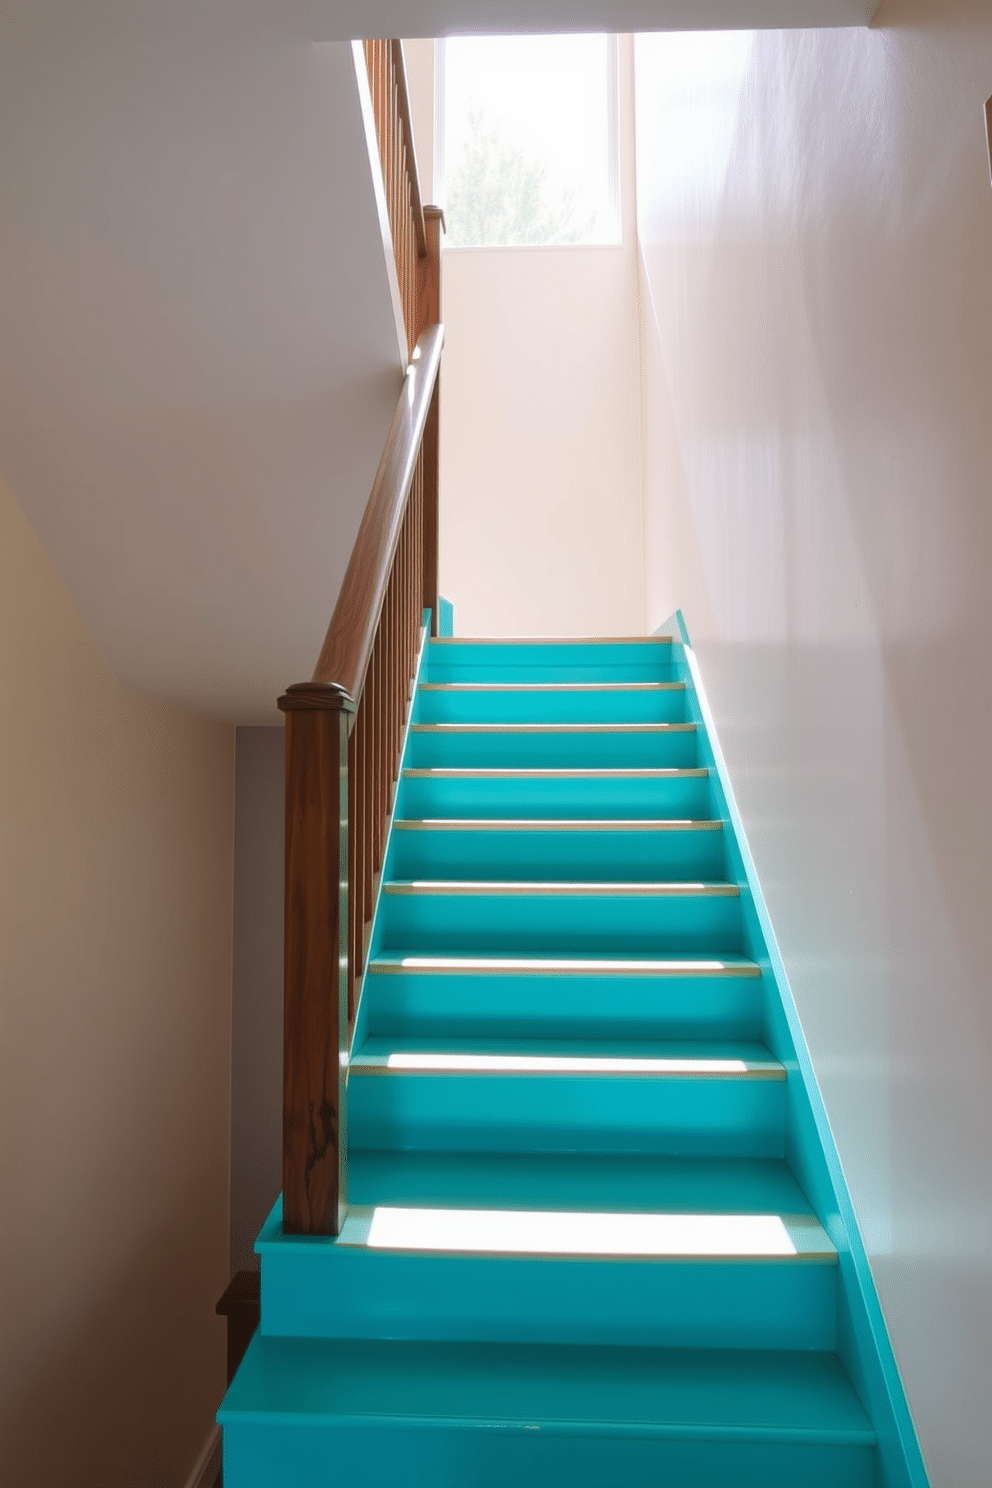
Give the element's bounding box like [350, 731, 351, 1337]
[278, 681, 357, 714]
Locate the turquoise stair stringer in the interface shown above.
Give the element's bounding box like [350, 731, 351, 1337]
[660, 609, 930, 1488]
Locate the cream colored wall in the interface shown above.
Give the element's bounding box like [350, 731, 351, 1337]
[0, 473, 235, 1486]
[636, 11, 992, 1484]
[406, 36, 645, 637]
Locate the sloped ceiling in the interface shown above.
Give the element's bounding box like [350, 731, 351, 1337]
[0, 0, 877, 722]
[0, 11, 404, 722]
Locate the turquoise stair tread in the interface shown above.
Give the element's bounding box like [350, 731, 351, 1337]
[352, 1034, 782, 1078]
[219, 1335, 873, 1444]
[346, 1150, 814, 1215]
[369, 949, 759, 975]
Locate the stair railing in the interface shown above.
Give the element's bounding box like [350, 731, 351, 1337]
[278, 40, 443, 1238]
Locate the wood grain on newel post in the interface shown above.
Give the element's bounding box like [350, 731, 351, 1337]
[278, 682, 353, 1237]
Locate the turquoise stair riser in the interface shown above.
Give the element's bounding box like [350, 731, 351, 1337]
[427, 660, 682, 683]
[398, 767, 713, 819]
[259, 1247, 837, 1350]
[345, 1151, 816, 1214]
[225, 1425, 873, 1488]
[425, 638, 679, 678]
[414, 683, 688, 725]
[346, 1069, 787, 1156]
[388, 823, 726, 880]
[379, 888, 744, 953]
[405, 725, 700, 769]
[364, 966, 764, 1040]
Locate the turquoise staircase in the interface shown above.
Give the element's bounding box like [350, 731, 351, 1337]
[219, 630, 927, 1488]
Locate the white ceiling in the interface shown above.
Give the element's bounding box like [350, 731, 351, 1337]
[301, 0, 880, 35]
[0, 0, 878, 723]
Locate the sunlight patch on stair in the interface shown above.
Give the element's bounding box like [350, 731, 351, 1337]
[351, 1206, 831, 1259]
[382, 1051, 753, 1075]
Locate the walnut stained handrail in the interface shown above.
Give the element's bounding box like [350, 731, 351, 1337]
[312, 323, 443, 704]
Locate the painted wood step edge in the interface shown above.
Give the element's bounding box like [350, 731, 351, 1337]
[383, 881, 741, 897]
[403, 767, 710, 778]
[410, 723, 698, 734]
[430, 636, 678, 646]
[350, 1049, 783, 1079]
[368, 953, 760, 976]
[419, 682, 686, 692]
[394, 818, 724, 832]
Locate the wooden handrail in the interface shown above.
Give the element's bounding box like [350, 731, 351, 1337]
[310, 323, 442, 704]
[278, 41, 444, 1238]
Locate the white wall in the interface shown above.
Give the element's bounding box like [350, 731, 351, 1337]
[408, 36, 646, 637]
[635, 11, 992, 1484]
[0, 473, 235, 1485]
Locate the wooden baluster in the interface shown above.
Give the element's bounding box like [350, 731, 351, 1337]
[366, 644, 378, 885]
[374, 639, 386, 868]
[278, 686, 351, 1237]
[361, 699, 374, 930]
[350, 702, 360, 1017]
[376, 629, 388, 868]
[420, 209, 443, 632]
[407, 509, 414, 678]
[397, 515, 407, 713]
[388, 575, 398, 783]
[347, 721, 358, 1028]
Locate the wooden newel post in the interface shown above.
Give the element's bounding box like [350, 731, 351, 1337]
[278, 681, 354, 1237]
[419, 206, 444, 635]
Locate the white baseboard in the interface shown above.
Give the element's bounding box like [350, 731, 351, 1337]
[182, 1425, 222, 1488]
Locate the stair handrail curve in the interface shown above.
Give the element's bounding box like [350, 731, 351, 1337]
[277, 39, 443, 1238]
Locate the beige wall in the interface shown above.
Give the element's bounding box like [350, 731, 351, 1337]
[230, 726, 284, 1277]
[636, 10, 992, 1484]
[406, 36, 645, 637]
[0, 473, 235, 1486]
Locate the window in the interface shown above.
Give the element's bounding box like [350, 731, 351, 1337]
[438, 34, 620, 248]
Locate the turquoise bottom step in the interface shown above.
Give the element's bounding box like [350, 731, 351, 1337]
[256, 1175, 837, 1349]
[220, 1335, 875, 1488]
